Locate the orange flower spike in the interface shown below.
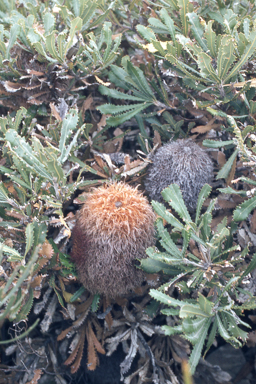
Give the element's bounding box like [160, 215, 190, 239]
[71, 182, 155, 298]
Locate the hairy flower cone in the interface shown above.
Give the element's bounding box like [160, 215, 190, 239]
[71, 183, 155, 298]
[145, 139, 213, 211]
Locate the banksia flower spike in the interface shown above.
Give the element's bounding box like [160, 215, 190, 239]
[71, 182, 155, 298]
[145, 139, 213, 211]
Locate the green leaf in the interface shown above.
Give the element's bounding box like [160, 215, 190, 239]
[46, 31, 62, 61]
[217, 36, 236, 80]
[203, 139, 234, 148]
[197, 52, 220, 83]
[224, 31, 256, 83]
[43, 12, 55, 34]
[58, 110, 79, 163]
[6, 24, 20, 59]
[195, 184, 212, 225]
[187, 12, 208, 52]
[25, 222, 34, 257]
[177, 0, 189, 36]
[106, 102, 152, 127]
[162, 325, 183, 335]
[205, 20, 216, 57]
[161, 184, 192, 223]
[156, 219, 182, 258]
[140, 256, 177, 274]
[98, 85, 148, 102]
[15, 287, 34, 322]
[198, 293, 214, 316]
[136, 25, 156, 42]
[33, 222, 47, 248]
[233, 196, 256, 221]
[65, 17, 82, 54]
[91, 293, 101, 312]
[239, 253, 256, 282]
[216, 149, 238, 179]
[216, 313, 232, 341]
[5, 130, 52, 180]
[159, 9, 176, 42]
[151, 201, 184, 230]
[70, 286, 86, 303]
[126, 61, 154, 98]
[180, 303, 211, 318]
[188, 317, 212, 373]
[150, 289, 183, 307]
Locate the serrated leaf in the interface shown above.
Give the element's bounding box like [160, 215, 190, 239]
[166, 54, 203, 81]
[98, 85, 148, 102]
[6, 23, 20, 59]
[150, 289, 183, 307]
[188, 317, 212, 373]
[159, 8, 176, 42]
[15, 287, 34, 322]
[195, 184, 212, 225]
[33, 222, 47, 248]
[98, 103, 145, 115]
[126, 61, 154, 98]
[25, 222, 34, 257]
[5, 130, 52, 180]
[197, 52, 220, 83]
[65, 17, 82, 54]
[224, 31, 256, 83]
[177, 0, 189, 36]
[217, 36, 236, 80]
[47, 158, 65, 182]
[91, 293, 101, 312]
[180, 304, 210, 318]
[205, 20, 216, 57]
[187, 12, 208, 52]
[156, 219, 182, 258]
[151, 201, 184, 229]
[106, 102, 152, 127]
[136, 25, 156, 42]
[43, 12, 55, 34]
[58, 110, 79, 163]
[45, 31, 62, 61]
[233, 196, 256, 221]
[161, 184, 192, 223]
[216, 149, 238, 179]
[198, 293, 214, 315]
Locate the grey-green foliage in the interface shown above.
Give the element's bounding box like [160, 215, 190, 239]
[97, 56, 171, 127]
[0, 1, 120, 80]
[141, 184, 256, 373]
[203, 108, 256, 222]
[137, 5, 256, 108]
[0, 108, 88, 224]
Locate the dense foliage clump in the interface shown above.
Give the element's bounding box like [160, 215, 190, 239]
[0, 0, 256, 383]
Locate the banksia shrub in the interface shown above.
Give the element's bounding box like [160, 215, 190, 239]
[145, 139, 213, 211]
[71, 182, 155, 298]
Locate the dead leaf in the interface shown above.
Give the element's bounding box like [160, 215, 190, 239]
[25, 369, 43, 384]
[97, 114, 108, 131]
[82, 95, 94, 120]
[153, 130, 161, 148]
[50, 102, 62, 121]
[217, 151, 226, 168]
[191, 118, 221, 133]
[95, 75, 111, 86]
[250, 210, 256, 233]
[226, 156, 237, 185]
[104, 127, 124, 153]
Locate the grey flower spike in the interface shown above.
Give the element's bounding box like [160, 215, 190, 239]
[145, 139, 213, 211]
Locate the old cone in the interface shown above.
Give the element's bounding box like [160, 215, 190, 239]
[71, 182, 155, 298]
